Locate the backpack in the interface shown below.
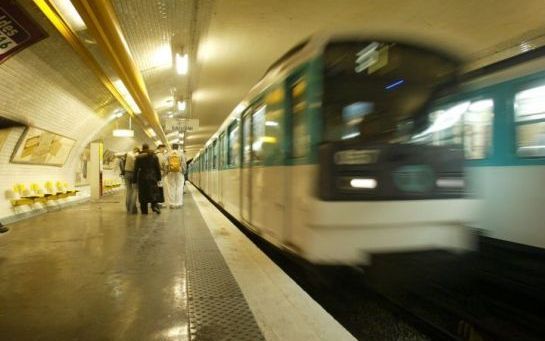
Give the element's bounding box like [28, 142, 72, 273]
[168, 153, 182, 172]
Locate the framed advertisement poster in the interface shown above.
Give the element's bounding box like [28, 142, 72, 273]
[11, 126, 75, 166]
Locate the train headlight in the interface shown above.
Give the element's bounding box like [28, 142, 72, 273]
[335, 149, 379, 165]
[435, 178, 465, 188]
[350, 178, 378, 189]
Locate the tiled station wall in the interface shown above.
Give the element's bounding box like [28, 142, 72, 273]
[0, 48, 149, 222]
[0, 45, 106, 221]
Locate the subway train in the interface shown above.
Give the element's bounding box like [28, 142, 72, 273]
[422, 46, 545, 253]
[189, 34, 480, 265]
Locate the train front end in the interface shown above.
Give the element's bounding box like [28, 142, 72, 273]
[305, 40, 479, 264]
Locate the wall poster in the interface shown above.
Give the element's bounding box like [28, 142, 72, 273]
[11, 126, 75, 166]
[75, 143, 90, 186]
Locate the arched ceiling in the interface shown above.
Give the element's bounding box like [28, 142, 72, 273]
[190, 0, 545, 158]
[36, 0, 545, 159]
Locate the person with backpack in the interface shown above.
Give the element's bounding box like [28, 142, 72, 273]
[165, 143, 186, 208]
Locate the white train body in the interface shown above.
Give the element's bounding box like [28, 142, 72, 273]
[189, 35, 479, 265]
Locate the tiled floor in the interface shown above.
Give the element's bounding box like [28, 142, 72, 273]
[0, 189, 262, 341]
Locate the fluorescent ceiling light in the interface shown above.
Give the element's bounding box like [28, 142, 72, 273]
[177, 100, 186, 111]
[150, 44, 173, 70]
[146, 128, 157, 137]
[113, 79, 141, 114]
[175, 53, 189, 75]
[112, 129, 134, 137]
[342, 132, 360, 140]
[52, 0, 86, 31]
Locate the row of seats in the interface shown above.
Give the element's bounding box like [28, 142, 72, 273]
[103, 179, 122, 191]
[6, 181, 79, 207]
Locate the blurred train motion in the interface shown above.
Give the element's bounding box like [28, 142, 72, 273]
[189, 34, 480, 265]
[424, 47, 545, 253]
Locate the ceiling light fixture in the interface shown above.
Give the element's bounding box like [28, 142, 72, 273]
[112, 129, 134, 137]
[51, 0, 87, 31]
[175, 52, 189, 75]
[177, 100, 186, 111]
[146, 128, 157, 138]
[113, 79, 141, 114]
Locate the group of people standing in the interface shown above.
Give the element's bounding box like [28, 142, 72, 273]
[122, 143, 187, 215]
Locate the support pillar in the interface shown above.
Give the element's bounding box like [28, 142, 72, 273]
[89, 141, 103, 200]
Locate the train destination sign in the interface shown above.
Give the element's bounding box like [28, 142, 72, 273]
[0, 1, 47, 64]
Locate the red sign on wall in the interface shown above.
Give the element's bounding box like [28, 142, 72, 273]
[0, 0, 47, 64]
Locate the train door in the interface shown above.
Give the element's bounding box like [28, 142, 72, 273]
[215, 140, 221, 200]
[249, 102, 266, 234]
[254, 86, 287, 243]
[218, 132, 225, 206]
[285, 73, 310, 246]
[241, 109, 253, 227]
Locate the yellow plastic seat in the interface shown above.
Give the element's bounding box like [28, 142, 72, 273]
[29, 183, 47, 203]
[7, 184, 34, 206]
[64, 182, 77, 196]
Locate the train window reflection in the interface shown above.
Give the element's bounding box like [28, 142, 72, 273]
[341, 101, 374, 140]
[252, 105, 266, 162]
[515, 85, 545, 157]
[291, 78, 309, 158]
[412, 99, 494, 160]
[264, 86, 284, 164]
[228, 122, 240, 167]
[242, 112, 252, 164]
[322, 41, 457, 143]
[515, 85, 545, 121]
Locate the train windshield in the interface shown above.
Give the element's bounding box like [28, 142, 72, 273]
[322, 41, 458, 143]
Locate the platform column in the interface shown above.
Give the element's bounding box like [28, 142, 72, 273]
[89, 141, 103, 200]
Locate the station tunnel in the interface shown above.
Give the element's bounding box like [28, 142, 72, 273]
[1, 0, 545, 340]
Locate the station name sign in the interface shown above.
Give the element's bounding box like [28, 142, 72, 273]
[166, 118, 199, 132]
[0, 0, 47, 64]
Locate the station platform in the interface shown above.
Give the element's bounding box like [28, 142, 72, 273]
[0, 184, 355, 341]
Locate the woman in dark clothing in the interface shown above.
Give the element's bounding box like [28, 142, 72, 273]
[133, 144, 162, 214]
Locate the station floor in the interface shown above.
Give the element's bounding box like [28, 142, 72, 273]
[0, 184, 355, 341]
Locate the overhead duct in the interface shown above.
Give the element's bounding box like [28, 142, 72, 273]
[34, 0, 144, 122]
[70, 0, 168, 145]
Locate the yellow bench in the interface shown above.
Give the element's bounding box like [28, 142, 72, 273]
[6, 184, 37, 206]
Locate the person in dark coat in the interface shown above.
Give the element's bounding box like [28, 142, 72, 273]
[133, 144, 162, 214]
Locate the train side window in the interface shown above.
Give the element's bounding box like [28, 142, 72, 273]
[514, 85, 545, 157]
[213, 141, 218, 170]
[219, 132, 226, 169]
[218, 134, 223, 169]
[264, 86, 285, 164]
[242, 111, 252, 165]
[291, 77, 309, 159]
[252, 104, 266, 164]
[228, 121, 240, 167]
[414, 99, 494, 159]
